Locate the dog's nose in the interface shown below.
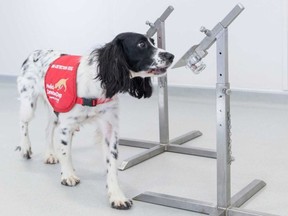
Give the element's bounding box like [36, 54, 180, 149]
[160, 52, 175, 62]
[164, 52, 174, 62]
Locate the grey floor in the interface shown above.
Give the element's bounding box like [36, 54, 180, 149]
[0, 80, 287, 216]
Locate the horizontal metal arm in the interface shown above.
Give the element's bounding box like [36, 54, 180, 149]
[146, 5, 174, 38]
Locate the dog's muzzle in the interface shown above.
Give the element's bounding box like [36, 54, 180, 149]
[159, 52, 174, 63]
[148, 52, 174, 75]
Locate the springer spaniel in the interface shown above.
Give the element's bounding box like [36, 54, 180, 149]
[16, 32, 174, 209]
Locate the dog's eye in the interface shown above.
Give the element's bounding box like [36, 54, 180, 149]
[137, 41, 147, 48]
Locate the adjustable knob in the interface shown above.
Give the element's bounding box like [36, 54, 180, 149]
[222, 88, 232, 95]
[200, 26, 211, 36]
[145, 21, 155, 28]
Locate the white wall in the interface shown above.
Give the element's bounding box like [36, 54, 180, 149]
[0, 0, 114, 75]
[1, 0, 287, 92]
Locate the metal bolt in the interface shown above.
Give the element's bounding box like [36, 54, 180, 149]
[200, 26, 212, 36]
[225, 89, 232, 95]
[145, 21, 155, 27]
[222, 88, 231, 95]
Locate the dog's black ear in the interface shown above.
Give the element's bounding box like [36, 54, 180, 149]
[129, 77, 153, 99]
[96, 38, 131, 98]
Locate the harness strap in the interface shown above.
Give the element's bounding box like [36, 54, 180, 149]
[76, 97, 113, 107]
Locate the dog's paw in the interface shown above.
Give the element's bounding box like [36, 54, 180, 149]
[110, 195, 133, 210]
[61, 175, 80, 186]
[44, 153, 59, 164]
[15, 146, 32, 159]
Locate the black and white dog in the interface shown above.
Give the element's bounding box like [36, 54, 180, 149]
[16, 32, 174, 209]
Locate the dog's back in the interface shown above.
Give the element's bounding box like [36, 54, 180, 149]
[17, 50, 62, 119]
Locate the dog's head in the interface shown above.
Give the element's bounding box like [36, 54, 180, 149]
[95, 32, 174, 99]
[116, 32, 174, 77]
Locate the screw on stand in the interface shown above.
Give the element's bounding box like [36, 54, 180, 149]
[200, 26, 212, 36]
[145, 21, 155, 28]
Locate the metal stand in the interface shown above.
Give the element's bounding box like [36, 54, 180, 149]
[133, 4, 280, 216]
[119, 6, 215, 171]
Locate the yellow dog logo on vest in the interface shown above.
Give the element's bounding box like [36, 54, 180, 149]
[54, 78, 68, 92]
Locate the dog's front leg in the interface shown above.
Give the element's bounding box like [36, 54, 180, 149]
[44, 113, 59, 164]
[55, 123, 80, 186]
[100, 117, 133, 210]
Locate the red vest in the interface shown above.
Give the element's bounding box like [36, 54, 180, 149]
[45, 55, 112, 113]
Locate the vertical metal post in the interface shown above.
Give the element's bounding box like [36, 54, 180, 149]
[157, 21, 170, 144]
[216, 28, 231, 209]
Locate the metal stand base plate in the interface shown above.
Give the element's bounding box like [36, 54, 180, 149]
[119, 131, 217, 170]
[134, 180, 279, 216]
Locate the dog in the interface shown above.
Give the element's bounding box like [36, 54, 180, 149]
[16, 32, 174, 210]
